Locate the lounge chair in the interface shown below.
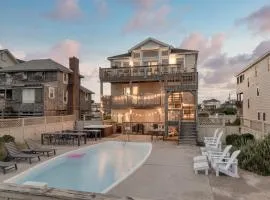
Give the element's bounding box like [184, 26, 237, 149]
[194, 162, 209, 175]
[213, 150, 241, 178]
[4, 142, 41, 164]
[0, 161, 17, 174]
[25, 139, 56, 157]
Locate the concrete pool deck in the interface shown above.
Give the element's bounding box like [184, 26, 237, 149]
[0, 135, 269, 200]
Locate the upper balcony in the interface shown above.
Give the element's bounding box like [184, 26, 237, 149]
[99, 64, 197, 84]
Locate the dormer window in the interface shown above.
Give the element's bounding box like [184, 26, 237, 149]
[85, 93, 89, 101]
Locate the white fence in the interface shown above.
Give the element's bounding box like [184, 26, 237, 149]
[198, 117, 240, 143]
[0, 115, 75, 143]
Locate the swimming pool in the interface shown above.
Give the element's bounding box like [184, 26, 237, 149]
[5, 141, 152, 193]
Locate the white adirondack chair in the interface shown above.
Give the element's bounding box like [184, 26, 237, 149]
[214, 150, 241, 178]
[201, 131, 223, 154]
[204, 128, 220, 143]
[209, 145, 232, 166]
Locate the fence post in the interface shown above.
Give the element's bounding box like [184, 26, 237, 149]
[22, 118, 25, 140]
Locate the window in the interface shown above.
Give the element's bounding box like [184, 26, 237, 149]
[63, 90, 68, 104]
[247, 78, 249, 87]
[248, 99, 250, 108]
[133, 52, 140, 58]
[22, 89, 35, 103]
[257, 88, 260, 96]
[123, 62, 129, 67]
[6, 89, 13, 100]
[132, 86, 139, 95]
[161, 50, 168, 56]
[263, 113, 266, 121]
[49, 87, 55, 99]
[85, 93, 89, 101]
[63, 73, 68, 84]
[162, 59, 169, 65]
[112, 61, 121, 68]
[258, 112, 261, 120]
[123, 87, 131, 95]
[142, 50, 158, 58]
[237, 77, 239, 84]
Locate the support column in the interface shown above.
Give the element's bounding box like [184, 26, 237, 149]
[164, 91, 168, 137]
[100, 80, 103, 121]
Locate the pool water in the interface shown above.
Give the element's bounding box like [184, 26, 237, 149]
[5, 141, 152, 193]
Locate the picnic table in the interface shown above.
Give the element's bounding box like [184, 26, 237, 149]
[41, 132, 87, 146]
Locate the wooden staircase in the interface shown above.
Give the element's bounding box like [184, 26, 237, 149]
[179, 121, 197, 145]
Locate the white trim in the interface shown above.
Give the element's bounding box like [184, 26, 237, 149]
[48, 87, 55, 99]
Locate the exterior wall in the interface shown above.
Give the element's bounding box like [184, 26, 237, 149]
[237, 55, 270, 122]
[0, 51, 17, 68]
[43, 72, 69, 116]
[79, 91, 92, 113]
[111, 82, 162, 96]
[111, 108, 164, 123]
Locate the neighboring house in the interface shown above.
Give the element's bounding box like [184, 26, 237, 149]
[0, 56, 93, 119]
[0, 49, 21, 68]
[201, 99, 221, 111]
[91, 103, 101, 119]
[80, 86, 94, 117]
[236, 51, 270, 137]
[101, 95, 112, 117]
[99, 37, 199, 143]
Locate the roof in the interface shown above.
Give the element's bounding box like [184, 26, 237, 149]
[171, 48, 198, 54]
[80, 86, 94, 94]
[0, 59, 73, 73]
[107, 52, 131, 60]
[107, 38, 198, 61]
[203, 99, 220, 103]
[128, 37, 173, 52]
[0, 49, 19, 65]
[236, 51, 270, 76]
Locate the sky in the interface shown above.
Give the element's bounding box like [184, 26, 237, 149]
[1, 0, 270, 103]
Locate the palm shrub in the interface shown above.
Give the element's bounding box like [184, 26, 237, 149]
[227, 134, 270, 176]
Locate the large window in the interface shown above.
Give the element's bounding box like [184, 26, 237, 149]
[22, 89, 35, 103]
[132, 86, 139, 95]
[63, 73, 68, 84]
[63, 90, 68, 104]
[123, 87, 131, 95]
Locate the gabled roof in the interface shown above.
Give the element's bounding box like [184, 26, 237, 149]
[171, 48, 198, 54]
[203, 99, 220, 103]
[0, 59, 73, 73]
[80, 86, 95, 94]
[0, 49, 19, 65]
[128, 37, 173, 52]
[236, 51, 270, 76]
[107, 52, 131, 60]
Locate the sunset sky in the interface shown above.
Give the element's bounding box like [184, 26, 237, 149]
[1, 0, 270, 102]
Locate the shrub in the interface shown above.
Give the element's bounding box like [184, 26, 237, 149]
[227, 133, 270, 176]
[1, 135, 15, 143]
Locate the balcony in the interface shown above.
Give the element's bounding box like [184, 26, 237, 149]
[99, 64, 197, 85]
[109, 94, 163, 109]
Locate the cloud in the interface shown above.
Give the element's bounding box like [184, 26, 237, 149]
[236, 5, 270, 34]
[94, 0, 108, 16]
[45, 0, 82, 21]
[25, 39, 80, 66]
[180, 32, 225, 62]
[123, 0, 171, 33]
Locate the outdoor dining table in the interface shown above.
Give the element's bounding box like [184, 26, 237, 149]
[41, 132, 87, 146]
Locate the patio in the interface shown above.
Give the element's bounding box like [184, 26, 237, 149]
[0, 135, 269, 200]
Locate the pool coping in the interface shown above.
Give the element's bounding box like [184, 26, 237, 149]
[4, 141, 152, 194]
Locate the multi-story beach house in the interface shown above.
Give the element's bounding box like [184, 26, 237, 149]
[0, 55, 94, 119]
[236, 51, 270, 137]
[201, 99, 221, 111]
[99, 38, 198, 143]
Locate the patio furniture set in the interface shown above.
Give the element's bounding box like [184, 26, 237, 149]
[1, 140, 56, 174]
[193, 129, 241, 178]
